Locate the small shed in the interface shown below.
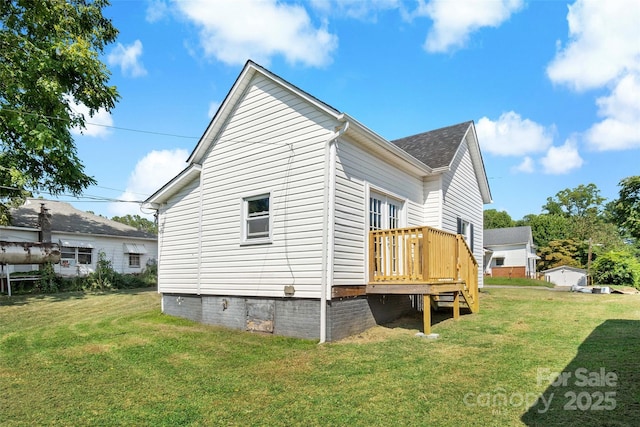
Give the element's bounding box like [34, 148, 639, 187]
[543, 265, 587, 287]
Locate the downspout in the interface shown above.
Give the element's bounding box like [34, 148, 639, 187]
[196, 165, 204, 295]
[320, 119, 349, 343]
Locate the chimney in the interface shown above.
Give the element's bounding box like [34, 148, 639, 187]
[38, 203, 52, 243]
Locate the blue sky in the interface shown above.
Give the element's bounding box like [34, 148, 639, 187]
[55, 0, 640, 221]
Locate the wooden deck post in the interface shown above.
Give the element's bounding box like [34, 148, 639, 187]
[423, 294, 431, 334]
[453, 291, 460, 320]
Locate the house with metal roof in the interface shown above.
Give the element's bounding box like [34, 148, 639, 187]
[1, 198, 157, 277]
[484, 226, 539, 278]
[145, 61, 492, 341]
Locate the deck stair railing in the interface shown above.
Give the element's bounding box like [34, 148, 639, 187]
[368, 226, 479, 313]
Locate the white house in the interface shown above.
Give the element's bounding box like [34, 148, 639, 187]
[484, 226, 539, 278]
[1, 198, 157, 277]
[145, 61, 492, 341]
[543, 265, 587, 288]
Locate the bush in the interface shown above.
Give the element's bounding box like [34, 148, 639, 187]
[5, 254, 158, 295]
[7, 264, 63, 294]
[84, 251, 116, 291]
[591, 251, 640, 288]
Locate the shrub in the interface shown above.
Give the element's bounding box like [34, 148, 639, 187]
[84, 251, 117, 291]
[591, 251, 640, 288]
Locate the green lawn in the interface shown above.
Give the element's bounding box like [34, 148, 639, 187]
[484, 276, 555, 288]
[1, 288, 639, 426]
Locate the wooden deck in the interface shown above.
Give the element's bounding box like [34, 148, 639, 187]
[367, 226, 479, 334]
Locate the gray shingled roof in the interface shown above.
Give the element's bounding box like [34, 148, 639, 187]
[10, 198, 156, 239]
[391, 121, 473, 169]
[484, 226, 532, 246]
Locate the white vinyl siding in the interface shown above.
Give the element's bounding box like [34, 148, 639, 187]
[423, 176, 443, 228]
[193, 74, 334, 299]
[333, 136, 424, 286]
[51, 234, 157, 277]
[156, 176, 201, 293]
[441, 141, 484, 287]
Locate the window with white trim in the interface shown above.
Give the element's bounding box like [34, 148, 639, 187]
[369, 191, 403, 231]
[61, 246, 93, 265]
[457, 217, 474, 251]
[129, 254, 141, 268]
[243, 193, 271, 242]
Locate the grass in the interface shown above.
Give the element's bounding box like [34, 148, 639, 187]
[485, 276, 555, 288]
[1, 288, 639, 426]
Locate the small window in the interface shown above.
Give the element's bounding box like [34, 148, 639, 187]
[61, 247, 75, 260]
[61, 246, 93, 265]
[495, 257, 505, 267]
[456, 217, 474, 251]
[243, 194, 271, 243]
[129, 254, 141, 268]
[77, 247, 93, 265]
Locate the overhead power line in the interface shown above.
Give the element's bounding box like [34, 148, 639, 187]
[0, 107, 199, 140]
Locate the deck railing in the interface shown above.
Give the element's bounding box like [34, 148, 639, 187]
[368, 226, 479, 311]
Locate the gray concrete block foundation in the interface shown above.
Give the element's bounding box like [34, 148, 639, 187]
[161, 293, 415, 341]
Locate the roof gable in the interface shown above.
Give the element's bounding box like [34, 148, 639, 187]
[146, 60, 492, 206]
[10, 199, 156, 239]
[187, 60, 341, 165]
[391, 121, 472, 169]
[391, 121, 491, 203]
[484, 226, 533, 246]
[543, 265, 587, 274]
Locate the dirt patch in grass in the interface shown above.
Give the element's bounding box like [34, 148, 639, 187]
[335, 312, 464, 344]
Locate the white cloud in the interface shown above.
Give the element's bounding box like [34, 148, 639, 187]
[173, 0, 338, 67]
[68, 98, 113, 138]
[414, 0, 523, 53]
[208, 101, 221, 119]
[108, 149, 189, 217]
[309, 0, 400, 20]
[585, 72, 640, 151]
[547, 0, 640, 91]
[511, 156, 534, 174]
[108, 40, 148, 78]
[146, 0, 169, 23]
[476, 111, 553, 156]
[540, 139, 584, 175]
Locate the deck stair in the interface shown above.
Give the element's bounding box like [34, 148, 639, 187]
[367, 226, 479, 334]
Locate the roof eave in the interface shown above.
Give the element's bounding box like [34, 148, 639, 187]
[145, 164, 202, 206]
[462, 123, 493, 204]
[343, 114, 434, 176]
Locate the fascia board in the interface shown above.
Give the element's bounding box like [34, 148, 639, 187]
[145, 164, 202, 205]
[462, 124, 493, 204]
[343, 114, 433, 176]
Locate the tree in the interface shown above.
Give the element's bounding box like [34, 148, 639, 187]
[111, 214, 157, 235]
[0, 0, 119, 225]
[591, 251, 640, 289]
[611, 176, 640, 241]
[483, 209, 514, 229]
[537, 239, 582, 271]
[517, 213, 569, 248]
[542, 183, 605, 218]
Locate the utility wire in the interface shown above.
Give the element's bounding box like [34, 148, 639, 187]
[0, 107, 199, 139]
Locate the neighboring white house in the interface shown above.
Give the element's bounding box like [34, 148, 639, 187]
[543, 265, 587, 288]
[1, 198, 157, 277]
[484, 226, 539, 278]
[145, 61, 492, 341]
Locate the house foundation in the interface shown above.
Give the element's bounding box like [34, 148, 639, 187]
[161, 293, 415, 341]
